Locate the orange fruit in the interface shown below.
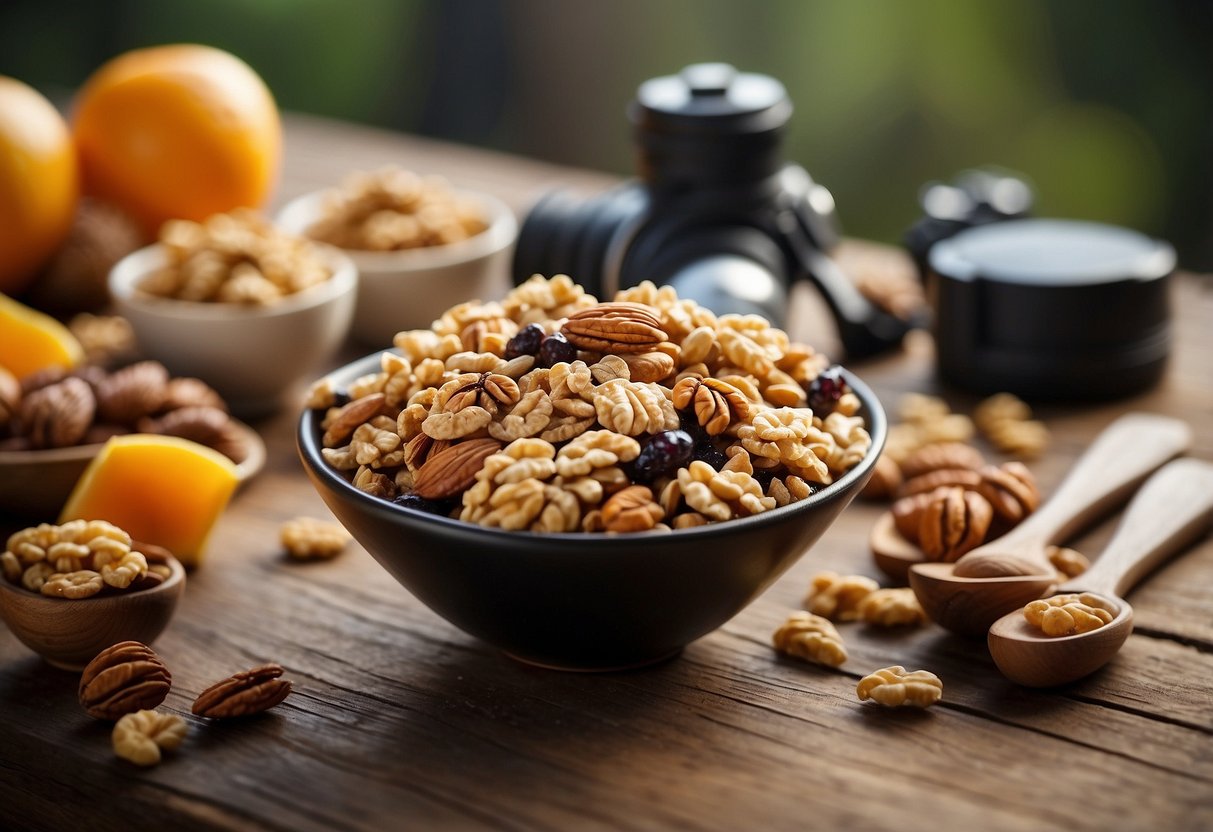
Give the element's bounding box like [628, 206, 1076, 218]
[60, 434, 239, 566]
[72, 44, 281, 237]
[0, 291, 84, 379]
[0, 77, 79, 295]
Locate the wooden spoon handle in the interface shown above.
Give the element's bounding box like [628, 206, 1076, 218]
[1002, 413, 1190, 549]
[1066, 458, 1213, 598]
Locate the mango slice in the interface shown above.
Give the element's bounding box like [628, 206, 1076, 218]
[60, 434, 239, 566]
[0, 291, 84, 379]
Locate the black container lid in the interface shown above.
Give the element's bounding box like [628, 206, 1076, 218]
[928, 219, 1177, 400]
[629, 63, 791, 187]
[930, 219, 1176, 288]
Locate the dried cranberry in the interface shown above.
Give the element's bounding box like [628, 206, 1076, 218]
[677, 409, 707, 441]
[751, 468, 777, 491]
[537, 332, 577, 367]
[392, 493, 454, 516]
[633, 430, 695, 482]
[692, 442, 728, 471]
[806, 365, 849, 413]
[505, 323, 546, 360]
[332, 390, 352, 407]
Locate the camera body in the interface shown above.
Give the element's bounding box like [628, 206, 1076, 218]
[513, 63, 911, 358]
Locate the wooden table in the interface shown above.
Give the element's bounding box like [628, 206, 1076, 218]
[2, 114, 1212, 832]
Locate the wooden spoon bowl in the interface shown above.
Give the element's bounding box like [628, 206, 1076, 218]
[988, 458, 1213, 687]
[0, 556, 185, 671]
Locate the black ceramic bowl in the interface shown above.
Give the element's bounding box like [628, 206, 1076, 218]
[299, 353, 886, 670]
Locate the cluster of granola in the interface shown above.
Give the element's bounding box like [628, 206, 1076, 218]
[308, 275, 872, 533]
[305, 167, 488, 252]
[139, 209, 332, 305]
[2, 521, 171, 599]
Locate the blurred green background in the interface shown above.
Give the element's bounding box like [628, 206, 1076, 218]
[3, 0, 1210, 267]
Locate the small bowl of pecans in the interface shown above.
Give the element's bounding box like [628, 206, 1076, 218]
[0, 521, 185, 670]
[277, 167, 517, 347]
[109, 209, 358, 416]
[298, 275, 886, 670]
[0, 361, 266, 518]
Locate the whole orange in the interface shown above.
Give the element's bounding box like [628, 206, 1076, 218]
[0, 77, 79, 295]
[72, 44, 281, 237]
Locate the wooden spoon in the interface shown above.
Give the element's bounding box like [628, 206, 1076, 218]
[870, 511, 925, 582]
[988, 458, 1213, 687]
[909, 413, 1191, 636]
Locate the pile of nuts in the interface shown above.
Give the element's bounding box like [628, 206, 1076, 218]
[0, 360, 247, 463]
[308, 275, 872, 532]
[139, 209, 332, 305]
[2, 521, 171, 599]
[305, 167, 488, 251]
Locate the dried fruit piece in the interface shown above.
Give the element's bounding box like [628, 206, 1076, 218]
[79, 641, 172, 720]
[192, 663, 292, 719]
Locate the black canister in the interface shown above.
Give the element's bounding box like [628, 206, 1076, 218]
[928, 219, 1176, 400]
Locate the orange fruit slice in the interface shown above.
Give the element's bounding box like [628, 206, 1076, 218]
[0, 76, 79, 295]
[60, 434, 239, 567]
[72, 44, 281, 237]
[0, 291, 84, 379]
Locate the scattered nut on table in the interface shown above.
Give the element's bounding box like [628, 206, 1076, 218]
[858, 588, 927, 627]
[772, 611, 848, 667]
[79, 641, 172, 720]
[280, 517, 352, 560]
[856, 666, 943, 708]
[192, 663, 293, 719]
[112, 709, 188, 766]
[804, 571, 878, 621]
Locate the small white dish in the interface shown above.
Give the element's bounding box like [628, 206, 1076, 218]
[109, 243, 357, 417]
[277, 188, 517, 347]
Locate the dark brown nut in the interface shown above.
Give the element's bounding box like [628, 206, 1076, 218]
[96, 360, 169, 425]
[132, 540, 173, 564]
[670, 376, 751, 436]
[561, 302, 669, 353]
[192, 663, 292, 719]
[977, 461, 1040, 524]
[19, 377, 96, 449]
[891, 492, 933, 543]
[83, 423, 129, 445]
[917, 486, 994, 562]
[79, 641, 172, 720]
[601, 485, 664, 532]
[160, 377, 227, 413]
[413, 437, 502, 499]
[899, 442, 985, 479]
[898, 467, 983, 498]
[137, 405, 230, 446]
[860, 454, 903, 500]
[19, 366, 69, 395]
[322, 393, 387, 447]
[209, 420, 250, 464]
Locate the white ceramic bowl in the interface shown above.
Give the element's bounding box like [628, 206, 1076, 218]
[109, 244, 357, 417]
[277, 188, 517, 347]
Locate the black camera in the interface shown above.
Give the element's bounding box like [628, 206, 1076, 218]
[512, 63, 914, 359]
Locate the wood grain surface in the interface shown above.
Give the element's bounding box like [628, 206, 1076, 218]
[1, 113, 1211, 832]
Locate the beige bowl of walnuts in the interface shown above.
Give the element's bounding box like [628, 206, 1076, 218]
[277, 169, 517, 347]
[109, 212, 357, 417]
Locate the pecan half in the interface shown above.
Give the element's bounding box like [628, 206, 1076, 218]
[95, 360, 169, 425]
[192, 663, 292, 719]
[891, 491, 933, 542]
[620, 351, 675, 384]
[917, 486, 993, 562]
[160, 377, 227, 413]
[19, 377, 95, 449]
[322, 393, 386, 447]
[79, 641, 172, 720]
[137, 405, 230, 446]
[976, 461, 1040, 524]
[0, 366, 20, 431]
[671, 376, 751, 436]
[413, 437, 502, 499]
[898, 467, 983, 498]
[561, 302, 668, 353]
[899, 442, 985, 479]
[860, 454, 903, 500]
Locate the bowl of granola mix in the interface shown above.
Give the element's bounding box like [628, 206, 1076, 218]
[277, 168, 517, 347]
[109, 209, 357, 416]
[297, 275, 886, 670]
